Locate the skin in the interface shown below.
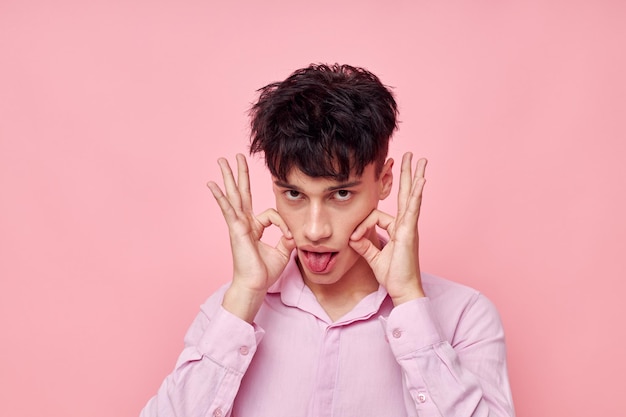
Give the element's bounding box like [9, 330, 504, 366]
[207, 152, 427, 323]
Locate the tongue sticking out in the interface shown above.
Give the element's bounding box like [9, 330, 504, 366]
[306, 252, 333, 273]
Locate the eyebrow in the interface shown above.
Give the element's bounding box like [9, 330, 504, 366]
[273, 180, 362, 192]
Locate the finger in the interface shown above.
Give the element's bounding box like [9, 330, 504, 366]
[351, 209, 395, 241]
[258, 209, 296, 258]
[217, 157, 243, 211]
[256, 208, 293, 239]
[348, 237, 381, 267]
[405, 158, 427, 220]
[395, 164, 427, 239]
[207, 181, 239, 224]
[397, 152, 413, 215]
[414, 157, 427, 181]
[236, 154, 253, 213]
[275, 234, 297, 258]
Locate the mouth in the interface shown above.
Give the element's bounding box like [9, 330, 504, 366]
[300, 250, 339, 274]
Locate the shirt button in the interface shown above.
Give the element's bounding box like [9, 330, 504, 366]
[239, 346, 249, 356]
[392, 328, 402, 338]
[213, 408, 223, 417]
[417, 392, 427, 403]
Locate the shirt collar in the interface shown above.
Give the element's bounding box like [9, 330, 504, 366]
[268, 247, 391, 325]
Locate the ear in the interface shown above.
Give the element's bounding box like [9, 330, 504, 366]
[378, 158, 394, 200]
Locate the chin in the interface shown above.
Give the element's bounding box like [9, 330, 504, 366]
[303, 272, 345, 287]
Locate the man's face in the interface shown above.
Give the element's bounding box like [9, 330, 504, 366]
[272, 160, 393, 288]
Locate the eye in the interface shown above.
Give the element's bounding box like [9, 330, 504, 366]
[333, 190, 352, 201]
[284, 190, 302, 201]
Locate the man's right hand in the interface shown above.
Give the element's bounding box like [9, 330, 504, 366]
[207, 154, 295, 323]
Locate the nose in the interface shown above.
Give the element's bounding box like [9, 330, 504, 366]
[303, 203, 331, 242]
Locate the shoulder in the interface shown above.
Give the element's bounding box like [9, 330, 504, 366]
[421, 272, 504, 341]
[422, 272, 482, 305]
[422, 272, 498, 306]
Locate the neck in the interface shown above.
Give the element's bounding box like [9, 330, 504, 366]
[300, 231, 383, 322]
[304, 256, 380, 322]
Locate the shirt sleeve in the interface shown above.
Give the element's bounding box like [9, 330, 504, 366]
[140, 301, 264, 417]
[381, 295, 515, 417]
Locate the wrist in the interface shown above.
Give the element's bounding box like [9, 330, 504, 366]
[389, 282, 425, 306]
[222, 284, 267, 324]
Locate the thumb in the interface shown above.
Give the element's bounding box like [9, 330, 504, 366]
[349, 238, 380, 267]
[276, 235, 296, 258]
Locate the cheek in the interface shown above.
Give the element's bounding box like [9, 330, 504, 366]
[337, 202, 377, 233]
[275, 203, 299, 230]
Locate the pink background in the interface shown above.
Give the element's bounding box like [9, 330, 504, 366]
[1, 1, 624, 416]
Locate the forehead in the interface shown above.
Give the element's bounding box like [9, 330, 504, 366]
[273, 163, 378, 192]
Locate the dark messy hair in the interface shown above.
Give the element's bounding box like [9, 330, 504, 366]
[249, 63, 398, 181]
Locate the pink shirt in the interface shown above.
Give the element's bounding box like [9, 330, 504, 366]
[141, 258, 515, 417]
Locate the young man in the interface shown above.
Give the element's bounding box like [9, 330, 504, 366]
[141, 64, 515, 417]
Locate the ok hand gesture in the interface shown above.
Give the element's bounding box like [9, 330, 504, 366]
[349, 153, 427, 306]
[207, 154, 296, 322]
